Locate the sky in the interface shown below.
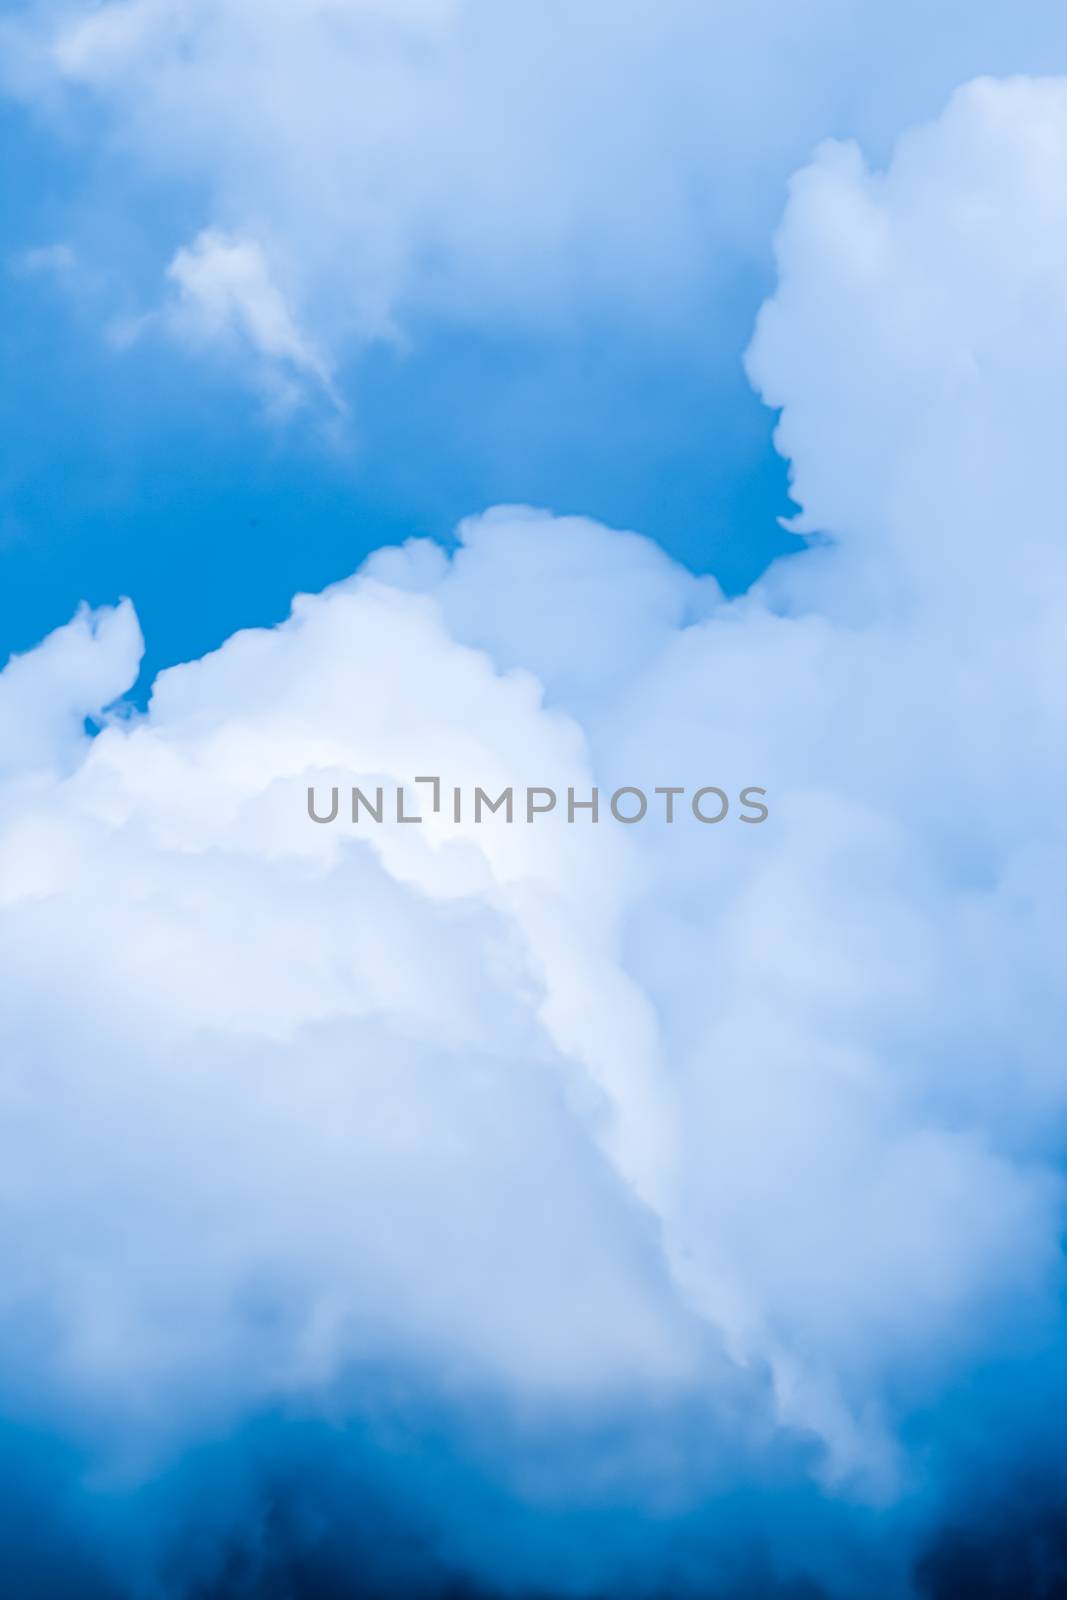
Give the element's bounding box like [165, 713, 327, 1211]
[3, 5, 1067, 1599]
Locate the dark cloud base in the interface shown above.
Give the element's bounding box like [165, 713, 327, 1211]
[4, 1412, 1067, 1600]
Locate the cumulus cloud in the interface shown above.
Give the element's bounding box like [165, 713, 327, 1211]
[0, 597, 142, 778]
[2, 70, 1067, 1598]
[7, 0, 1067, 393]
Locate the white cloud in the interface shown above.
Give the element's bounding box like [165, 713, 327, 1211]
[2, 69, 1067, 1591]
[163, 228, 341, 412]
[0, 597, 142, 778]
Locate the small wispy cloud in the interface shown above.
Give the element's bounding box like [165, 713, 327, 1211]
[11, 241, 79, 280]
[164, 228, 344, 417]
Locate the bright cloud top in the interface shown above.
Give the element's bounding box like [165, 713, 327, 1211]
[2, 73, 1067, 1596]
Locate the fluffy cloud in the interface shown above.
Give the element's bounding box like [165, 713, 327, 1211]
[2, 70, 1067, 1597]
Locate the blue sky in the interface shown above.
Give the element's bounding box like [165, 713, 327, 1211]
[0, 91, 792, 695]
[4, 7, 1067, 1600]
